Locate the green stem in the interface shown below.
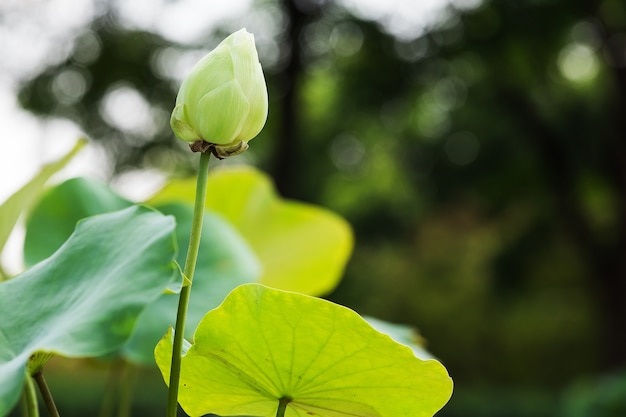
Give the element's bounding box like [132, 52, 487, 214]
[22, 375, 39, 417]
[117, 363, 136, 417]
[166, 151, 211, 417]
[276, 397, 291, 417]
[33, 371, 59, 417]
[98, 361, 123, 417]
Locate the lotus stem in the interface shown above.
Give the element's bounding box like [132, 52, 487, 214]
[166, 151, 211, 417]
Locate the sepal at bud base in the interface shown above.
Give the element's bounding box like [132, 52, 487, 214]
[188, 139, 249, 159]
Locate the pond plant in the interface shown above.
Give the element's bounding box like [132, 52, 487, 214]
[0, 29, 453, 417]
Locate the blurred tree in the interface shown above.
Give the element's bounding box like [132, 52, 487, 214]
[439, 0, 626, 371]
[306, 0, 626, 377]
[271, 0, 322, 197]
[17, 14, 186, 172]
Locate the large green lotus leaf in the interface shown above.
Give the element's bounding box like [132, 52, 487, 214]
[155, 284, 453, 417]
[22, 177, 262, 365]
[23, 176, 132, 266]
[0, 138, 86, 269]
[148, 167, 353, 295]
[121, 202, 260, 365]
[0, 205, 178, 416]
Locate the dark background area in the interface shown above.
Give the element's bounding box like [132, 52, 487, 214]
[5, 0, 626, 415]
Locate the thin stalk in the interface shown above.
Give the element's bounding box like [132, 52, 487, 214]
[22, 375, 39, 417]
[117, 363, 137, 417]
[33, 371, 59, 417]
[166, 151, 211, 417]
[276, 397, 291, 417]
[98, 361, 124, 417]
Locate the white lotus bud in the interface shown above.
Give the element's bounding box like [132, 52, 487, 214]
[170, 29, 268, 158]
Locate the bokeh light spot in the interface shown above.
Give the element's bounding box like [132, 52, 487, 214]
[99, 84, 155, 138]
[330, 22, 364, 57]
[72, 30, 102, 65]
[51, 68, 88, 105]
[330, 134, 367, 174]
[445, 131, 479, 166]
[558, 43, 599, 83]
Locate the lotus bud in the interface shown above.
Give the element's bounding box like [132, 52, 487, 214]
[170, 29, 268, 158]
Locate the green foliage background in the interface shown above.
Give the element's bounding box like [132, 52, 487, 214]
[4, 0, 626, 415]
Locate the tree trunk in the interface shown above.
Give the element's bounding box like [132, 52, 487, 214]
[273, 0, 307, 198]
